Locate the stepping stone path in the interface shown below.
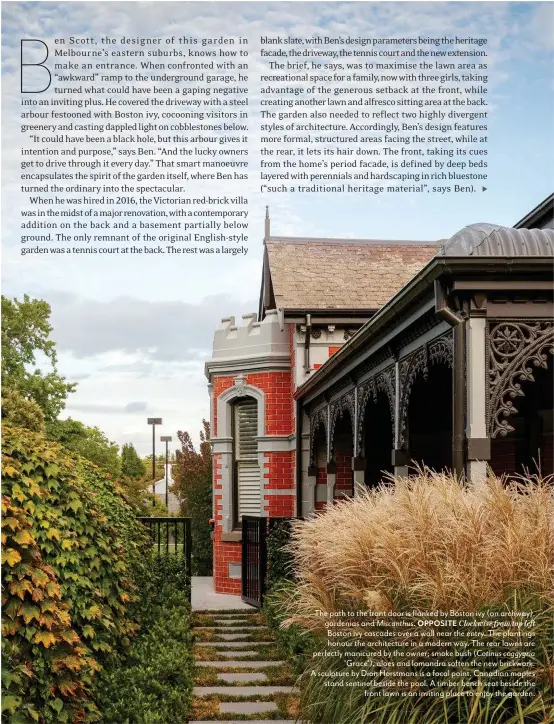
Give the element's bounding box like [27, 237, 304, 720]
[190, 609, 299, 723]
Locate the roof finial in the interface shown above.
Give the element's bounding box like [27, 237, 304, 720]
[264, 206, 270, 240]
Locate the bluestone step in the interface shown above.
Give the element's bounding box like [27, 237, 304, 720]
[190, 720, 295, 724]
[219, 701, 278, 715]
[195, 660, 285, 668]
[195, 641, 273, 648]
[217, 672, 268, 683]
[193, 685, 297, 695]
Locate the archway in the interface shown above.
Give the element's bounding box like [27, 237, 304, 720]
[331, 413, 354, 499]
[363, 392, 394, 487]
[406, 362, 453, 472]
[490, 356, 554, 477]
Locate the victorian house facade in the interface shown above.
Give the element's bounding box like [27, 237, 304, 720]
[205, 196, 554, 594]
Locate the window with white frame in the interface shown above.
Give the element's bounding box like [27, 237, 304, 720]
[233, 398, 261, 525]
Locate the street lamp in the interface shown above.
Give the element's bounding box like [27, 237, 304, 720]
[160, 435, 172, 510]
[147, 417, 162, 504]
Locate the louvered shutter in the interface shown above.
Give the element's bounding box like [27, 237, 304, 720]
[234, 400, 260, 519]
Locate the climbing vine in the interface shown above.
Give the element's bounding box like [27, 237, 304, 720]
[1, 426, 151, 723]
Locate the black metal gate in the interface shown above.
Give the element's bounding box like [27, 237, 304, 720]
[241, 515, 267, 607]
[138, 517, 192, 599]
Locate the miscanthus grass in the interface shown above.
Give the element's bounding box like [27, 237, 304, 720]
[280, 470, 554, 724]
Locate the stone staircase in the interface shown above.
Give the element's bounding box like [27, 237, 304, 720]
[190, 609, 299, 722]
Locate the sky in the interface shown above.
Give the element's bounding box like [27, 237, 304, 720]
[2, 1, 553, 454]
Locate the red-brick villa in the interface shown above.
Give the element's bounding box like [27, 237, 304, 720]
[205, 195, 554, 596]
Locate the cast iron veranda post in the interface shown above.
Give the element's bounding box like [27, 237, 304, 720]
[160, 435, 172, 509]
[147, 417, 162, 505]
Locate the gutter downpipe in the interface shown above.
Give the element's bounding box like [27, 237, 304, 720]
[434, 279, 465, 478]
[295, 399, 303, 519]
[303, 314, 312, 371]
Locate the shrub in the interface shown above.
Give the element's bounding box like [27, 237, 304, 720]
[96, 555, 193, 723]
[264, 581, 320, 675]
[282, 470, 554, 724]
[266, 518, 295, 591]
[2, 426, 151, 723]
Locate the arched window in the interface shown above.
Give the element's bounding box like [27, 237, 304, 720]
[233, 398, 260, 526]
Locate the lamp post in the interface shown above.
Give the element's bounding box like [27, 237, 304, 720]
[160, 435, 172, 510]
[147, 417, 162, 504]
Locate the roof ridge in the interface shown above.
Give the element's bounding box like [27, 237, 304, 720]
[266, 236, 441, 246]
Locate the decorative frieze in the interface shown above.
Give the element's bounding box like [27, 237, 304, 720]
[308, 405, 328, 466]
[488, 320, 554, 438]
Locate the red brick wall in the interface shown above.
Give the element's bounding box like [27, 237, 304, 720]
[541, 433, 554, 476]
[211, 362, 295, 593]
[490, 437, 516, 477]
[335, 449, 353, 497]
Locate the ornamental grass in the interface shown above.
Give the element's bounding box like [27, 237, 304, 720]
[280, 469, 554, 724]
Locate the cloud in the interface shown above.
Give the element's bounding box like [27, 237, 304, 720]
[47, 290, 258, 361]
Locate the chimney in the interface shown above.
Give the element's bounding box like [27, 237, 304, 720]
[264, 206, 270, 240]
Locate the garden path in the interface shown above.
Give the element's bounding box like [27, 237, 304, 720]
[191, 576, 252, 611]
[189, 608, 300, 723]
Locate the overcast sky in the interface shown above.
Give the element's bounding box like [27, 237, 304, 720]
[2, 2, 553, 454]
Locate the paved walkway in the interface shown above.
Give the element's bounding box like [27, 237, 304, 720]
[191, 577, 252, 611]
[189, 609, 299, 723]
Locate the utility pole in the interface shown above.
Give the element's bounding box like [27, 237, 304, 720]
[147, 418, 162, 505]
[160, 435, 172, 510]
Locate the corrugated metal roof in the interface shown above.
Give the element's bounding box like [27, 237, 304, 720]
[440, 223, 554, 256]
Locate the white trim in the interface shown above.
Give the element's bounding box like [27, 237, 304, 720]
[211, 437, 233, 454]
[217, 383, 266, 438]
[257, 434, 296, 452]
[214, 382, 266, 533]
[206, 355, 290, 379]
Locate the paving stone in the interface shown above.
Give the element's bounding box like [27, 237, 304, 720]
[195, 641, 274, 648]
[196, 660, 285, 668]
[217, 672, 268, 683]
[194, 685, 297, 696]
[190, 720, 295, 724]
[194, 625, 269, 631]
[215, 650, 259, 657]
[216, 633, 250, 640]
[214, 618, 254, 625]
[219, 701, 278, 715]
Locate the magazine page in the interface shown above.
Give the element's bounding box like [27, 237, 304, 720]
[2, 1, 553, 723]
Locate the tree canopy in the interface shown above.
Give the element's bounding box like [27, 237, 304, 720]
[1, 295, 75, 420]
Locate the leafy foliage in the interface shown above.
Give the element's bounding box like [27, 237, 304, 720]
[96, 556, 193, 724]
[1, 295, 76, 421]
[266, 518, 295, 591]
[1, 389, 46, 434]
[173, 421, 213, 575]
[1, 426, 152, 723]
[121, 443, 145, 480]
[46, 419, 121, 478]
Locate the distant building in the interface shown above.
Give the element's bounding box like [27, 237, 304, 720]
[205, 196, 554, 595]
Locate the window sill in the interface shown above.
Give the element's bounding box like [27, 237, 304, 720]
[221, 531, 242, 543]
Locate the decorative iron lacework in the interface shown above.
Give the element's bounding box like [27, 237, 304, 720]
[355, 364, 396, 449]
[329, 390, 355, 459]
[488, 321, 554, 438]
[397, 332, 454, 448]
[308, 405, 328, 466]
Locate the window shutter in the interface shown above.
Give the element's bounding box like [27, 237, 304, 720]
[235, 400, 260, 518]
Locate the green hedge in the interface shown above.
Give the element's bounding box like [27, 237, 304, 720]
[266, 517, 294, 591]
[2, 426, 151, 723]
[96, 556, 193, 723]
